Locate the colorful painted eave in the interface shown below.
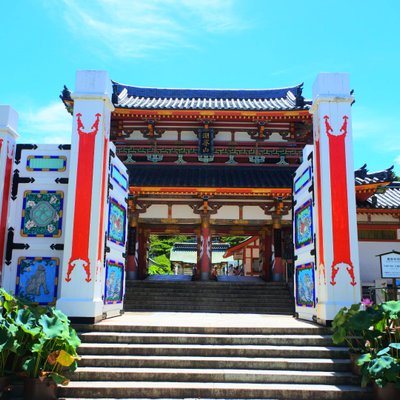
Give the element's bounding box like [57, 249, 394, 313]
[129, 186, 292, 197]
[355, 181, 391, 202]
[111, 108, 312, 121]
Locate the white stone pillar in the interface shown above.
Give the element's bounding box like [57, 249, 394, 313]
[310, 73, 361, 324]
[57, 71, 114, 322]
[0, 106, 18, 285]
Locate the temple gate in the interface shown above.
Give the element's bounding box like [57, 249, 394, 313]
[0, 71, 363, 324]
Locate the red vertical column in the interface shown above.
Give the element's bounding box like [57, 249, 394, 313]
[127, 212, 138, 280]
[200, 215, 211, 280]
[262, 229, 272, 281]
[137, 228, 148, 280]
[272, 216, 284, 281]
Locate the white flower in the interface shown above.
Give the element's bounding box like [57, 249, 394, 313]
[27, 201, 36, 208]
[25, 220, 36, 230]
[47, 224, 55, 233]
[49, 196, 57, 204]
[53, 214, 60, 222]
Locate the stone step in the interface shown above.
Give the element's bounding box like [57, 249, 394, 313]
[79, 332, 334, 346]
[72, 367, 359, 385]
[124, 299, 294, 314]
[78, 355, 351, 371]
[125, 305, 293, 315]
[74, 324, 331, 335]
[124, 293, 293, 300]
[78, 343, 349, 358]
[58, 381, 372, 399]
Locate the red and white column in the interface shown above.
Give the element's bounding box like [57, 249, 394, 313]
[0, 106, 18, 285]
[310, 73, 361, 324]
[57, 70, 114, 321]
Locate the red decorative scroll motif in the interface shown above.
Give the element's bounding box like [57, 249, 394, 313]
[315, 131, 326, 285]
[324, 115, 356, 286]
[0, 139, 13, 274]
[66, 113, 101, 282]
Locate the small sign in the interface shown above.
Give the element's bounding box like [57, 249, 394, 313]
[379, 251, 400, 279]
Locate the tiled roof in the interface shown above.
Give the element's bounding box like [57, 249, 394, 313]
[112, 82, 310, 111]
[357, 182, 400, 209]
[127, 165, 296, 188]
[355, 164, 395, 185]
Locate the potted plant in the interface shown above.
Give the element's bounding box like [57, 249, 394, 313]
[332, 302, 369, 374]
[21, 307, 81, 400]
[0, 289, 81, 400]
[0, 288, 25, 397]
[355, 301, 400, 400]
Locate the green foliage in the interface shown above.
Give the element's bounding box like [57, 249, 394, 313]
[333, 299, 400, 388]
[148, 254, 173, 275]
[0, 288, 80, 385]
[220, 236, 248, 248]
[149, 235, 191, 259]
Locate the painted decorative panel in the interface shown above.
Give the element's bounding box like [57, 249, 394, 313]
[294, 167, 311, 194]
[294, 200, 313, 249]
[296, 262, 315, 307]
[104, 260, 124, 304]
[15, 257, 59, 304]
[111, 165, 128, 191]
[27, 155, 67, 172]
[108, 198, 126, 246]
[21, 190, 64, 237]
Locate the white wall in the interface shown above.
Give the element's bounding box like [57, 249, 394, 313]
[359, 241, 400, 282]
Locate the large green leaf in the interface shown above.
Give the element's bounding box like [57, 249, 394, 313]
[39, 314, 67, 339]
[382, 301, 400, 319]
[356, 353, 371, 366]
[367, 355, 396, 375]
[14, 308, 41, 336]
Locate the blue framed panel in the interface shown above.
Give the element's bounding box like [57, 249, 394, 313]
[294, 199, 313, 249]
[107, 198, 126, 247]
[296, 262, 315, 308]
[15, 257, 59, 305]
[294, 167, 311, 194]
[111, 164, 128, 191]
[104, 260, 124, 304]
[27, 155, 67, 172]
[20, 190, 64, 237]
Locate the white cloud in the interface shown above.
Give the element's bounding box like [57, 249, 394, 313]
[19, 102, 72, 144]
[59, 0, 243, 59]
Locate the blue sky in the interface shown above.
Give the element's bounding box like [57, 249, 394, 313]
[1, 0, 399, 174]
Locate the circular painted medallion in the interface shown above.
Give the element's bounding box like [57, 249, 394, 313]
[30, 201, 56, 227]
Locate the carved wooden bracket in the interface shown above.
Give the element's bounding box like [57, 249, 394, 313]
[140, 120, 165, 139]
[247, 121, 271, 141]
[191, 198, 222, 216]
[260, 198, 291, 216]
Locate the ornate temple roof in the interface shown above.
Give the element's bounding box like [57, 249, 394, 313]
[355, 164, 395, 185]
[60, 82, 310, 112]
[112, 82, 309, 111]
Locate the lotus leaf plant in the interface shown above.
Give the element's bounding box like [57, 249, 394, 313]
[0, 288, 80, 385]
[333, 299, 400, 388]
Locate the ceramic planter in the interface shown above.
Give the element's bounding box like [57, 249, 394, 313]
[373, 382, 400, 400]
[23, 378, 57, 400]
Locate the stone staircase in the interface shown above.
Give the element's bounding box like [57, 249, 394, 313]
[59, 319, 372, 399]
[123, 280, 294, 314]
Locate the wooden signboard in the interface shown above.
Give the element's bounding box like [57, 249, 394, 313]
[377, 250, 400, 300]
